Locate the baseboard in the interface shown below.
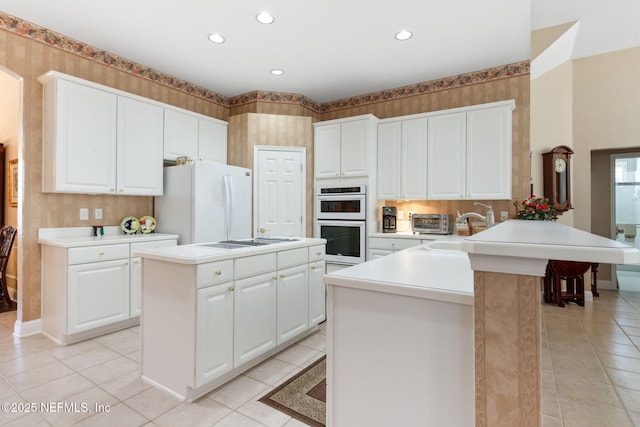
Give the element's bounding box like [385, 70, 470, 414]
[596, 279, 615, 290]
[13, 318, 42, 338]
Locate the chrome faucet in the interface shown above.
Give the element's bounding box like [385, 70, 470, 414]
[474, 202, 495, 227]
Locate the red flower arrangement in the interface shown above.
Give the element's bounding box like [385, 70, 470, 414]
[517, 196, 555, 220]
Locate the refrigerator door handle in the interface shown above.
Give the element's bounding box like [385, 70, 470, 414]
[223, 175, 233, 239]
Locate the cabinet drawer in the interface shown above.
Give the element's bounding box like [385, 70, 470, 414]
[235, 253, 276, 280]
[130, 239, 177, 255]
[308, 244, 326, 262]
[197, 260, 234, 288]
[368, 237, 421, 251]
[277, 248, 309, 269]
[68, 244, 130, 265]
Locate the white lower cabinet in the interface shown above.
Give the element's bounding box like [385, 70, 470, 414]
[308, 260, 326, 325]
[40, 234, 178, 345]
[233, 272, 277, 367]
[68, 259, 130, 334]
[195, 283, 234, 387]
[368, 237, 423, 260]
[277, 264, 309, 345]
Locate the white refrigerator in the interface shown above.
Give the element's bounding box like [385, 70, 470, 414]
[154, 161, 252, 244]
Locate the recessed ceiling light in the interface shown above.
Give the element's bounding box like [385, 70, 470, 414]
[257, 11, 274, 24]
[271, 69, 284, 76]
[208, 33, 225, 44]
[395, 30, 413, 41]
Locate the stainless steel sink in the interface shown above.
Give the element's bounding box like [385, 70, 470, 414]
[198, 237, 301, 250]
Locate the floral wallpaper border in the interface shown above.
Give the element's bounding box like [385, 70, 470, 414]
[1, 11, 529, 114]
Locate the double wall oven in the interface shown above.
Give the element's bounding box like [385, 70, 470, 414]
[315, 186, 366, 265]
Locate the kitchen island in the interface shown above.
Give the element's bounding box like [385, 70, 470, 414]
[325, 220, 640, 427]
[134, 237, 326, 401]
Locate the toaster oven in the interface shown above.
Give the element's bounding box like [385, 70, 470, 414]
[411, 213, 454, 235]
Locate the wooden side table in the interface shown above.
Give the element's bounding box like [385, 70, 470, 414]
[546, 260, 593, 307]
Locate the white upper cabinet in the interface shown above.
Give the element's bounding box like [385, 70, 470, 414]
[163, 109, 228, 163]
[39, 70, 228, 195]
[466, 106, 512, 199]
[198, 117, 228, 163]
[116, 96, 164, 195]
[428, 103, 513, 200]
[41, 77, 118, 194]
[314, 115, 377, 179]
[163, 109, 199, 161]
[377, 118, 428, 200]
[427, 112, 467, 199]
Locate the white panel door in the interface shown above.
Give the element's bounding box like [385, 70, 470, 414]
[276, 264, 309, 345]
[401, 118, 428, 200]
[68, 259, 130, 334]
[427, 112, 467, 199]
[56, 79, 117, 193]
[314, 124, 341, 178]
[233, 272, 277, 366]
[340, 119, 370, 177]
[377, 122, 402, 200]
[466, 106, 512, 199]
[117, 96, 164, 195]
[196, 283, 234, 386]
[256, 149, 304, 237]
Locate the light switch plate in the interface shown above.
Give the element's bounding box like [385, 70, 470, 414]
[80, 208, 89, 221]
[95, 208, 103, 220]
[501, 211, 509, 221]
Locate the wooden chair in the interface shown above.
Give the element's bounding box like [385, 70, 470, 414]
[546, 260, 592, 307]
[0, 226, 17, 306]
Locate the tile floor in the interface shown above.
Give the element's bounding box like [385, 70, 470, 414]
[0, 313, 325, 427]
[1, 291, 640, 426]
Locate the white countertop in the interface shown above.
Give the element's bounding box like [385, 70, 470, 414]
[324, 244, 474, 306]
[134, 238, 326, 265]
[369, 231, 460, 240]
[461, 220, 640, 265]
[38, 226, 179, 248]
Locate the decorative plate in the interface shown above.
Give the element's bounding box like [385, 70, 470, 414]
[139, 216, 156, 234]
[121, 216, 140, 234]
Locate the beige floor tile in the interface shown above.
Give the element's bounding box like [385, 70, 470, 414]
[213, 411, 265, 426]
[6, 360, 74, 392]
[237, 397, 292, 427]
[607, 368, 640, 391]
[123, 385, 182, 420]
[554, 376, 623, 409]
[75, 402, 148, 427]
[102, 336, 141, 355]
[274, 343, 321, 367]
[628, 410, 640, 426]
[542, 414, 563, 427]
[618, 387, 640, 413]
[79, 355, 138, 385]
[39, 385, 119, 427]
[593, 341, 640, 359]
[282, 417, 311, 426]
[559, 395, 634, 427]
[599, 353, 640, 373]
[244, 358, 298, 387]
[20, 372, 93, 403]
[296, 333, 326, 352]
[153, 397, 232, 427]
[45, 339, 105, 360]
[207, 375, 270, 410]
[2, 411, 51, 426]
[0, 351, 58, 377]
[93, 328, 139, 347]
[60, 347, 121, 371]
[99, 369, 152, 401]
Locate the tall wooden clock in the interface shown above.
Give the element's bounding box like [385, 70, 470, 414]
[543, 145, 574, 215]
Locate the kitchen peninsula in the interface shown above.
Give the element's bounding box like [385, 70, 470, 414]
[134, 237, 326, 401]
[324, 220, 640, 427]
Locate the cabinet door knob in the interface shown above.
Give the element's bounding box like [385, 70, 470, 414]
[215, 269, 222, 275]
[316, 251, 322, 256]
[279, 274, 285, 278]
[98, 251, 105, 256]
[134, 260, 141, 264]
[228, 285, 235, 292]
[110, 188, 115, 192]
[272, 275, 277, 280]
[123, 262, 129, 266]
[310, 266, 317, 270]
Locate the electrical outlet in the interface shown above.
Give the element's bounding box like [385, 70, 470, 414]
[500, 211, 509, 221]
[80, 208, 89, 221]
[408, 211, 413, 219]
[95, 208, 103, 220]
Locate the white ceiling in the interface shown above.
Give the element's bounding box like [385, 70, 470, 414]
[0, 0, 531, 103]
[531, 0, 640, 61]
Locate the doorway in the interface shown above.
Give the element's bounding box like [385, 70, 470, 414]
[611, 153, 640, 291]
[254, 147, 306, 238]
